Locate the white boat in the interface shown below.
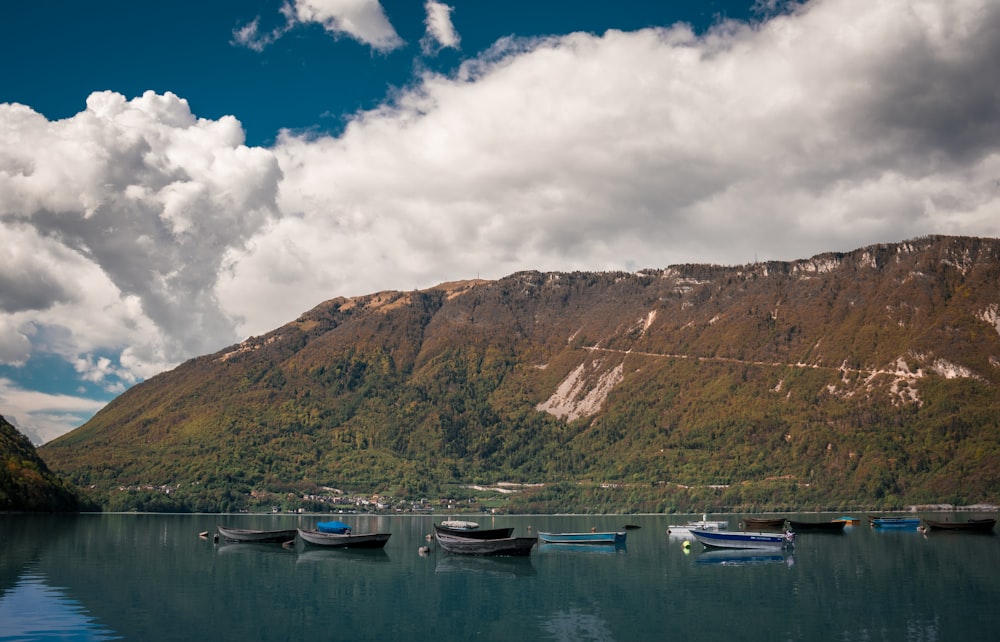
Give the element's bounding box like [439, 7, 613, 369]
[667, 514, 729, 537]
[690, 529, 795, 550]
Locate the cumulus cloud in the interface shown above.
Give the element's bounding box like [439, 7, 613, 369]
[421, 1, 460, 55]
[234, 0, 403, 53]
[4, 0, 1000, 442]
[0, 90, 281, 385]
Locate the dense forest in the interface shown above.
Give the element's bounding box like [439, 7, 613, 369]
[36, 236, 1000, 513]
[0, 415, 93, 512]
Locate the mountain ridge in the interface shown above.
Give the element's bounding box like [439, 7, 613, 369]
[38, 235, 1000, 512]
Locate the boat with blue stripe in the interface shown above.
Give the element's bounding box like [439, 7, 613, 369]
[537, 531, 627, 545]
[868, 516, 920, 529]
[690, 529, 795, 550]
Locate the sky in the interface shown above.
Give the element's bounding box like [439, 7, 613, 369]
[1, 0, 999, 445]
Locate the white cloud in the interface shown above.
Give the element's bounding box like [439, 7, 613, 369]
[422, 1, 460, 54]
[0, 379, 108, 445]
[0, 90, 281, 381]
[4, 0, 1000, 442]
[295, 0, 404, 52]
[233, 0, 403, 53]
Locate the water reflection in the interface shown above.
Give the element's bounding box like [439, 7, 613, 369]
[434, 554, 536, 577]
[539, 608, 614, 642]
[695, 549, 795, 567]
[0, 570, 121, 641]
[295, 548, 391, 566]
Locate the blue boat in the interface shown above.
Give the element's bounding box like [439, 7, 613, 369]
[537, 531, 627, 545]
[690, 529, 795, 550]
[868, 516, 920, 529]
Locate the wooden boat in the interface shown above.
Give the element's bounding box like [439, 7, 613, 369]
[740, 517, 788, 532]
[433, 531, 537, 556]
[690, 529, 795, 550]
[433, 522, 515, 540]
[217, 525, 298, 543]
[868, 516, 920, 529]
[537, 531, 626, 545]
[921, 518, 996, 533]
[297, 528, 391, 548]
[787, 519, 847, 533]
[538, 542, 625, 554]
[668, 514, 729, 537]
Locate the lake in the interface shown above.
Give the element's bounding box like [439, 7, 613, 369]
[2, 513, 997, 641]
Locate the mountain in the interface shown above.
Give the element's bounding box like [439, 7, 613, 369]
[39, 236, 1000, 513]
[1, 415, 91, 512]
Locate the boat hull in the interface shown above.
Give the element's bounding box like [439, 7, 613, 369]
[434, 532, 537, 556]
[788, 520, 847, 533]
[740, 517, 788, 532]
[922, 518, 996, 533]
[217, 525, 298, 543]
[297, 529, 392, 548]
[691, 529, 794, 550]
[537, 531, 626, 545]
[869, 517, 920, 529]
[433, 523, 515, 540]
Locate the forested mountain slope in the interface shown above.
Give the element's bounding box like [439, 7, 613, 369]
[1, 415, 90, 512]
[39, 236, 1000, 512]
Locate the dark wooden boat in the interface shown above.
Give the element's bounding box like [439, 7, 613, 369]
[921, 518, 996, 533]
[217, 525, 298, 543]
[434, 522, 515, 540]
[740, 517, 787, 532]
[297, 528, 392, 548]
[434, 531, 537, 556]
[788, 519, 847, 533]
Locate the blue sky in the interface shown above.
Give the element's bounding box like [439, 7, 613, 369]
[3, 1, 753, 148]
[2, 0, 999, 444]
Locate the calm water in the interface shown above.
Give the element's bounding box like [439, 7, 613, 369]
[2, 513, 998, 641]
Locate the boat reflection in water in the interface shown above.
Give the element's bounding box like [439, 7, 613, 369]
[295, 548, 390, 566]
[695, 549, 795, 567]
[434, 554, 536, 577]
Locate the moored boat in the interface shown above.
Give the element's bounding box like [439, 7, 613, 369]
[433, 522, 515, 540]
[869, 516, 920, 529]
[537, 531, 626, 545]
[832, 516, 860, 525]
[297, 528, 392, 548]
[740, 517, 788, 532]
[433, 531, 537, 556]
[217, 525, 298, 543]
[668, 514, 729, 537]
[921, 518, 996, 533]
[787, 519, 847, 533]
[690, 529, 795, 550]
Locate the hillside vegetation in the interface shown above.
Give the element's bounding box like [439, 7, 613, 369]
[39, 236, 1000, 513]
[1, 415, 91, 512]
